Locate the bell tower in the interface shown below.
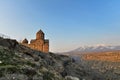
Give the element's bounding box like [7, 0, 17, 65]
[36, 29, 44, 40]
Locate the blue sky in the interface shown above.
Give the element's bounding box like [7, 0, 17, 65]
[0, 0, 120, 52]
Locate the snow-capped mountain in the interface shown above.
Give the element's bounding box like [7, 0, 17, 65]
[63, 45, 120, 54]
[74, 46, 120, 52]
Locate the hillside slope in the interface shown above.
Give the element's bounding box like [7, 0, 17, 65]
[0, 37, 106, 80]
[0, 38, 120, 80]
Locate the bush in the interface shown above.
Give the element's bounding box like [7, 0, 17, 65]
[43, 71, 55, 80]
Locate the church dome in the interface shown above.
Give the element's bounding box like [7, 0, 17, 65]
[22, 38, 28, 44]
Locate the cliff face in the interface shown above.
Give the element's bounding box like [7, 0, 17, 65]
[0, 37, 119, 80]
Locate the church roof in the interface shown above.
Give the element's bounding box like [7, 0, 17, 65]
[22, 38, 28, 43]
[37, 29, 44, 34]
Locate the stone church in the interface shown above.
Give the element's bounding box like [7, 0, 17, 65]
[22, 30, 49, 53]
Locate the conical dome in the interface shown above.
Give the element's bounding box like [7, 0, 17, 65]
[36, 29, 44, 40]
[22, 38, 28, 44]
[36, 29, 44, 34]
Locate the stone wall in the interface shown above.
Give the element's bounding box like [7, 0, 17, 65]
[43, 40, 49, 53]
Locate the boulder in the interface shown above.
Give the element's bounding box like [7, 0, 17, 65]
[65, 76, 79, 80]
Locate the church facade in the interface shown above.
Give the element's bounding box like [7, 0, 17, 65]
[22, 30, 49, 53]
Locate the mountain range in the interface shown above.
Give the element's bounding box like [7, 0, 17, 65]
[62, 45, 120, 55]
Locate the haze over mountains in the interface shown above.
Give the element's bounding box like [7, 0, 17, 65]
[62, 45, 120, 55]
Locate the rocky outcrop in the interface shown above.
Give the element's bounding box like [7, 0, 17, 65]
[0, 37, 18, 49]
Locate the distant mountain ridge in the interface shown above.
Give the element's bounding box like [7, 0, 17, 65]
[63, 45, 120, 55]
[74, 45, 120, 52]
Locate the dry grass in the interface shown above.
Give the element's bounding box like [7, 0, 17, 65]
[83, 50, 120, 62]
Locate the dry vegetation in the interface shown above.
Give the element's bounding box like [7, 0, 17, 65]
[83, 51, 120, 62]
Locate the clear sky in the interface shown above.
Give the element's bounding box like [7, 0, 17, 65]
[0, 0, 120, 52]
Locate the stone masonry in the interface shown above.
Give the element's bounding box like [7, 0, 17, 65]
[22, 30, 49, 53]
